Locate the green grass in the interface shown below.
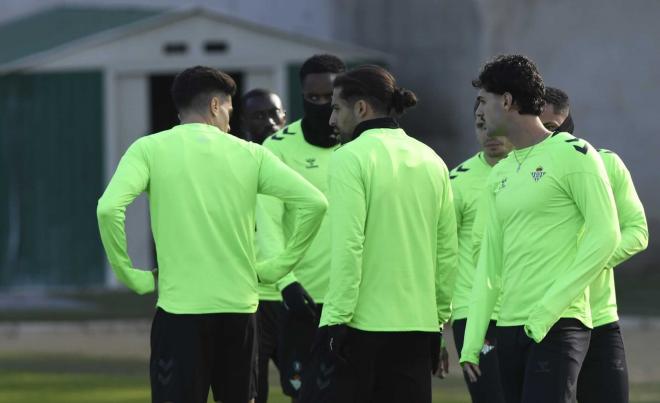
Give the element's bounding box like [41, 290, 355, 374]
[0, 353, 471, 402]
[1, 354, 659, 403]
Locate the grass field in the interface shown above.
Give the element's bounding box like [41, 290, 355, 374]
[1, 354, 660, 403]
[1, 283, 660, 402]
[0, 354, 470, 403]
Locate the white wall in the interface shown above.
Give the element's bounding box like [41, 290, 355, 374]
[112, 72, 152, 281]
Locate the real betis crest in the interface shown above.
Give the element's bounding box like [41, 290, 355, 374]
[531, 166, 546, 182]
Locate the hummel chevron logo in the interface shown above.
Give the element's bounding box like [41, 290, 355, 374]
[158, 372, 173, 385]
[316, 362, 335, 390]
[456, 165, 469, 172]
[306, 158, 319, 169]
[271, 134, 284, 140]
[157, 358, 174, 385]
[573, 144, 588, 154]
[158, 359, 174, 371]
[495, 177, 508, 192]
[565, 137, 588, 154]
[283, 126, 295, 135]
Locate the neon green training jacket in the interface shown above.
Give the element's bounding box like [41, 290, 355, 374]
[461, 132, 620, 365]
[256, 120, 338, 301]
[320, 119, 458, 331]
[589, 148, 648, 327]
[97, 123, 327, 314]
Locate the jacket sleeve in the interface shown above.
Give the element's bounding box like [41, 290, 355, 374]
[435, 167, 458, 325]
[460, 185, 503, 365]
[255, 147, 328, 284]
[603, 152, 648, 268]
[97, 139, 155, 295]
[319, 150, 366, 326]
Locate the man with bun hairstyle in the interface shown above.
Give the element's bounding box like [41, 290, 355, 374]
[306, 64, 458, 402]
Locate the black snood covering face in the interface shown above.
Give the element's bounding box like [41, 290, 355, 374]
[556, 113, 574, 133]
[301, 100, 339, 148]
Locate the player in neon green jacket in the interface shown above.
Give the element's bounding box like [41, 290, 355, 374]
[304, 65, 457, 403]
[460, 56, 620, 403]
[255, 55, 346, 401]
[239, 87, 288, 403]
[541, 87, 648, 403]
[97, 66, 327, 403]
[449, 101, 511, 403]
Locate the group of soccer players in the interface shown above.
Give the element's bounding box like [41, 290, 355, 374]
[97, 53, 648, 403]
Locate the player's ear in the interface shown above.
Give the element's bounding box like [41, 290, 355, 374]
[354, 99, 368, 118]
[502, 92, 514, 112]
[210, 96, 220, 117]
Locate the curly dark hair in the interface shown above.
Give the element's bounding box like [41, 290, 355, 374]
[543, 86, 570, 114]
[472, 55, 545, 116]
[299, 54, 346, 83]
[171, 66, 236, 113]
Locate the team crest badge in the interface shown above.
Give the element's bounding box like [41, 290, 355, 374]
[531, 166, 546, 182]
[481, 339, 495, 355]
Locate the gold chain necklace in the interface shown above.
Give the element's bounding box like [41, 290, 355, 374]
[513, 134, 550, 172]
[513, 145, 536, 173]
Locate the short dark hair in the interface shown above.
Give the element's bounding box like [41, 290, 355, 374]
[299, 54, 346, 83]
[241, 88, 275, 110]
[472, 55, 545, 116]
[334, 64, 417, 116]
[171, 66, 236, 113]
[543, 86, 570, 114]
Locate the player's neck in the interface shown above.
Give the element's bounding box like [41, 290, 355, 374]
[483, 152, 506, 167]
[179, 113, 213, 127]
[506, 117, 552, 149]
